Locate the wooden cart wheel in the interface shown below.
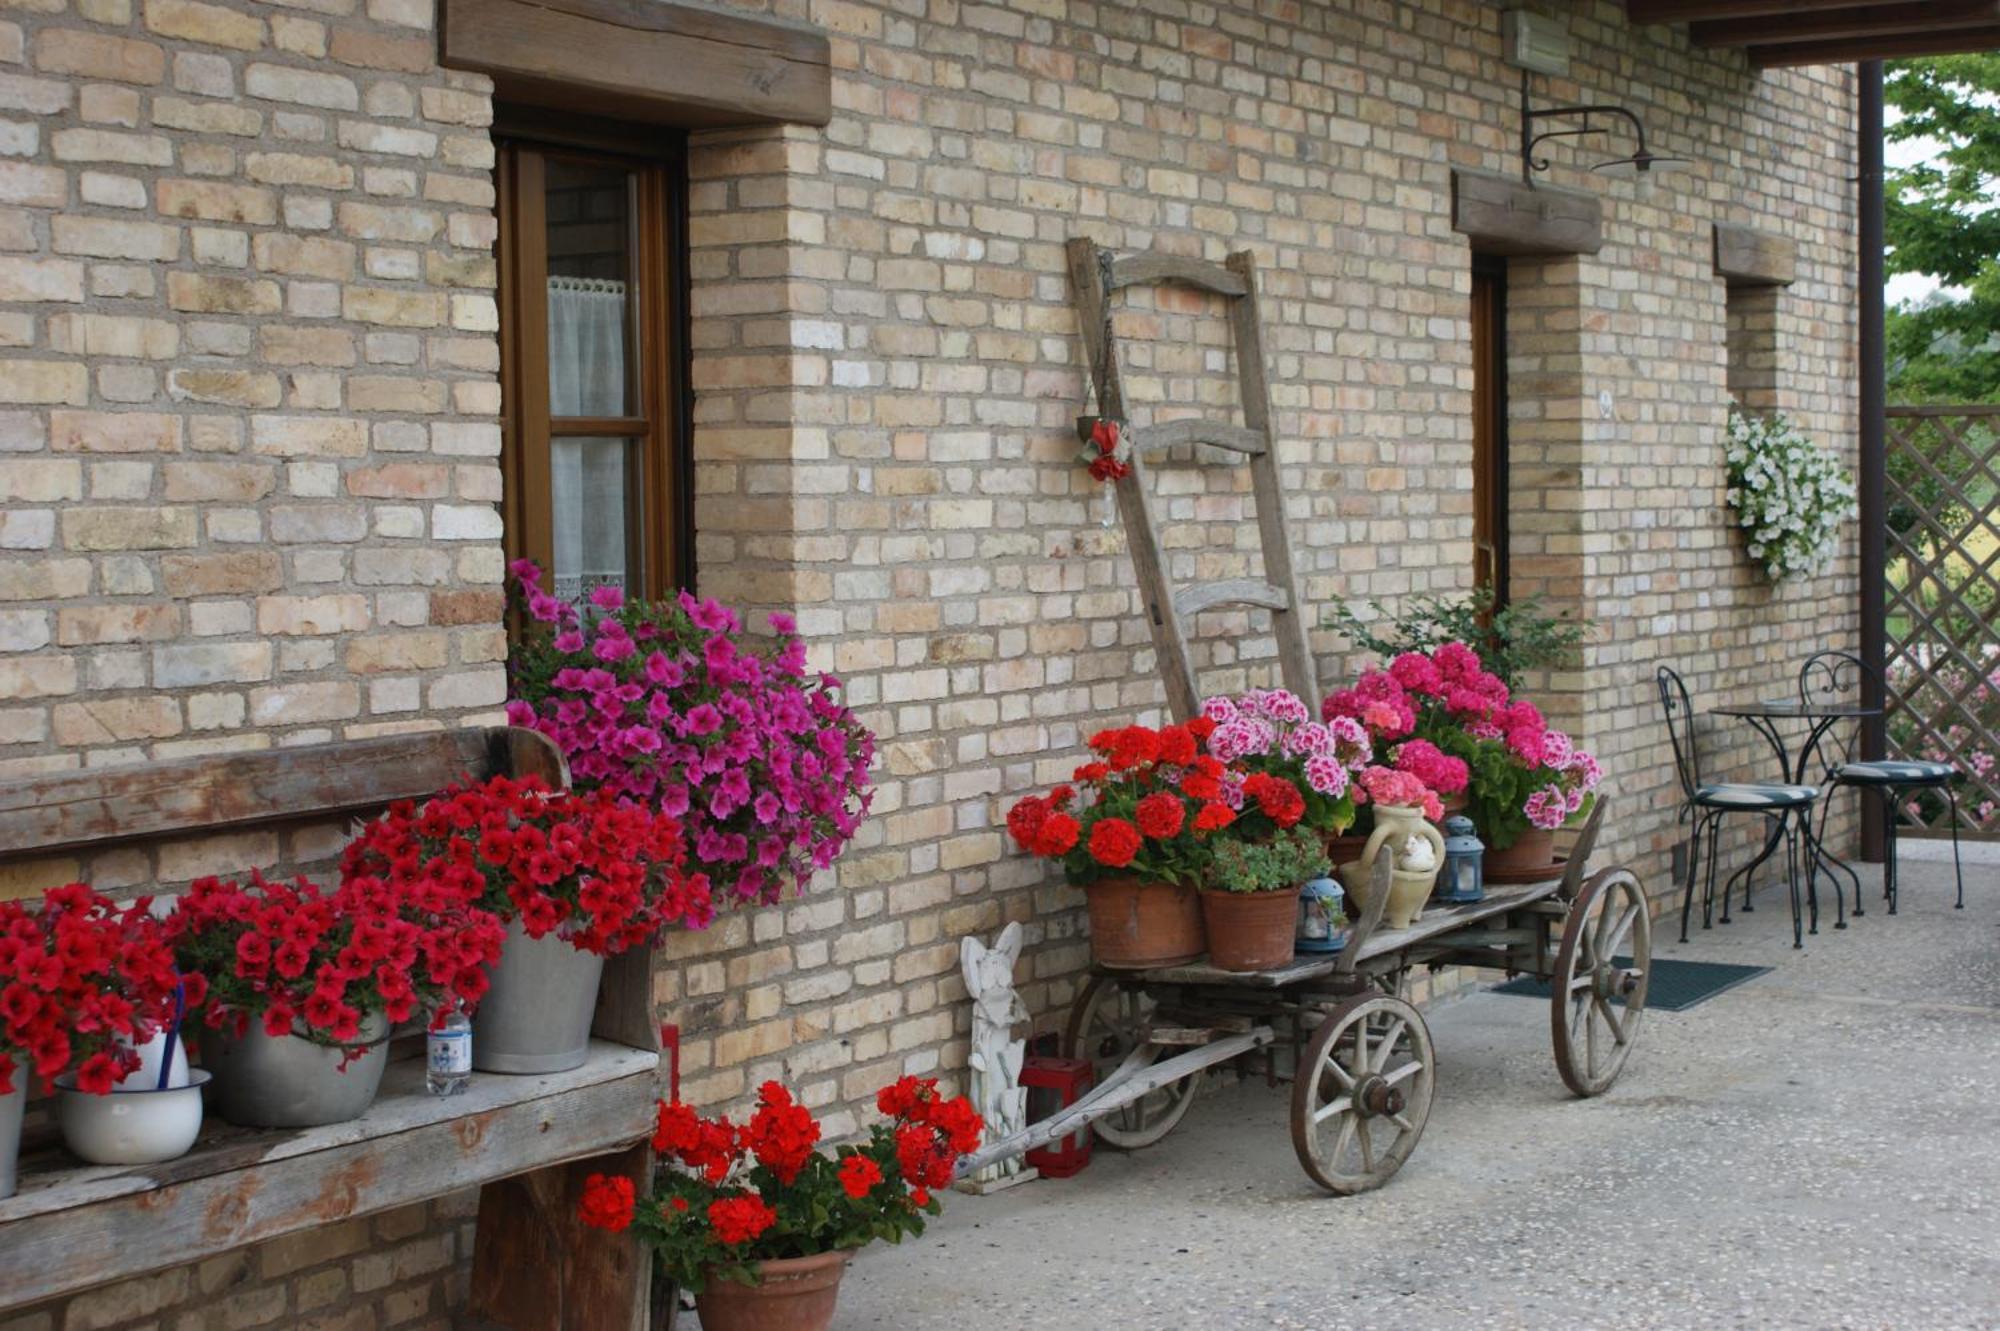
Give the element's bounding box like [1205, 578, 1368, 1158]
[1290, 994, 1435, 1194]
[1063, 976, 1198, 1150]
[1551, 867, 1651, 1097]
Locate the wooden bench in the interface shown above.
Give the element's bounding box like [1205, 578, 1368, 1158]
[0, 727, 662, 1330]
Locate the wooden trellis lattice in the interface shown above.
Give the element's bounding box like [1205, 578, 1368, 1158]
[1884, 404, 2000, 835]
[1066, 238, 1318, 722]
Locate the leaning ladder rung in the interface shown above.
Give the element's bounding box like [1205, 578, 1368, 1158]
[1105, 253, 1248, 296]
[1174, 579, 1290, 618]
[1126, 419, 1268, 458]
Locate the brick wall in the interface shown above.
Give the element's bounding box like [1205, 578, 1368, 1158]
[1, 0, 1859, 1325]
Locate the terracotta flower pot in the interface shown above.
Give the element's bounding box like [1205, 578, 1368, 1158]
[1082, 876, 1204, 969]
[1198, 888, 1297, 972]
[695, 1250, 853, 1331]
[1485, 828, 1557, 875]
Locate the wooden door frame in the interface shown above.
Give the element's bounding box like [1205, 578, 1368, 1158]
[1471, 253, 1510, 605]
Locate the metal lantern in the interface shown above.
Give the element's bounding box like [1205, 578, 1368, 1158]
[1020, 1054, 1093, 1179]
[1295, 876, 1349, 953]
[1438, 816, 1485, 903]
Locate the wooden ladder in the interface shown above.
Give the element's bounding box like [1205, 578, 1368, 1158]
[1066, 238, 1319, 722]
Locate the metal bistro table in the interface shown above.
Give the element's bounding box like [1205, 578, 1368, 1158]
[1710, 698, 1881, 929]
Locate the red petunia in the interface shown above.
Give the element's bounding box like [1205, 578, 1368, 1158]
[1157, 725, 1196, 767]
[1133, 792, 1185, 841]
[578, 1173, 636, 1232]
[1108, 727, 1162, 772]
[1186, 715, 1217, 741]
[744, 1080, 820, 1185]
[1086, 819, 1142, 869]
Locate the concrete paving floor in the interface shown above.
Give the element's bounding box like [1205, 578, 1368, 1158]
[823, 858, 2000, 1331]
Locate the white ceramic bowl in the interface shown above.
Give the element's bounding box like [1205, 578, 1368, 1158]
[55, 1069, 209, 1166]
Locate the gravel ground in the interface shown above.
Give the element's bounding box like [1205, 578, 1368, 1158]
[809, 858, 2000, 1331]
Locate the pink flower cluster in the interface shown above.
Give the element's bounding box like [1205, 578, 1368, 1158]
[1325, 646, 1512, 743]
[1354, 765, 1444, 823]
[1200, 692, 1369, 799]
[1393, 739, 1468, 796]
[506, 564, 875, 907]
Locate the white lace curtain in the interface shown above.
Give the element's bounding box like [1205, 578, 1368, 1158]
[546, 277, 631, 600]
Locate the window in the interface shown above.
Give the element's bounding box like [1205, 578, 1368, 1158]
[1471, 254, 1509, 599]
[497, 128, 690, 603]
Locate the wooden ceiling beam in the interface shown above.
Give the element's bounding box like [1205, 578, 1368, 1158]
[1628, 0, 1906, 24]
[1693, 0, 2000, 46]
[1748, 21, 2000, 63]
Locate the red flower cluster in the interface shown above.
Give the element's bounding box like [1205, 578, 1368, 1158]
[600, 1077, 982, 1293]
[1006, 789, 1081, 858]
[0, 884, 189, 1096]
[743, 1081, 820, 1184]
[1084, 418, 1130, 483]
[1086, 818, 1142, 868]
[1242, 773, 1305, 828]
[342, 775, 713, 957]
[167, 869, 503, 1058]
[579, 1172, 637, 1232]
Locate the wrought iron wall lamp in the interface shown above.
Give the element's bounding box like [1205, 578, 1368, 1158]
[1518, 69, 1686, 187]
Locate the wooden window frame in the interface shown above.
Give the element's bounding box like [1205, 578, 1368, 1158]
[496, 109, 694, 599]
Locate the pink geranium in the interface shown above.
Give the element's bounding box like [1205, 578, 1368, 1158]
[1354, 765, 1445, 823]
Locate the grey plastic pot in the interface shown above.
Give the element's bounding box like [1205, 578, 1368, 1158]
[0, 1080, 23, 1200]
[472, 919, 604, 1074]
[202, 1013, 390, 1128]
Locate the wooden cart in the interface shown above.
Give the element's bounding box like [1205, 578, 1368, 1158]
[958, 804, 1651, 1194]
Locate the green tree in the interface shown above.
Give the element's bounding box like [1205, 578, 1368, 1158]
[1885, 55, 2000, 404]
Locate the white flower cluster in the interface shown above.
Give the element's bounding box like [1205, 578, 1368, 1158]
[1722, 407, 1858, 582]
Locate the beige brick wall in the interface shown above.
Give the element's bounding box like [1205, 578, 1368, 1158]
[0, 0, 506, 797]
[1, 0, 1860, 1325]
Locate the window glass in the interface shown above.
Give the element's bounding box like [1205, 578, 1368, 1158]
[549, 436, 641, 603]
[544, 158, 634, 418]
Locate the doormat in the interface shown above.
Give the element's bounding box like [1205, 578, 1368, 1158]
[1490, 958, 1771, 1013]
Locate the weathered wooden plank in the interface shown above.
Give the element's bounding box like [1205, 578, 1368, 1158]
[1450, 169, 1603, 257]
[470, 1142, 653, 1331]
[0, 1044, 659, 1310]
[1692, 0, 2000, 47]
[439, 0, 832, 128]
[1105, 253, 1248, 296]
[1067, 237, 1201, 722]
[1174, 578, 1290, 619]
[1126, 418, 1268, 458]
[1227, 251, 1320, 717]
[1749, 22, 2000, 64]
[1713, 223, 1797, 287]
[1629, 0, 1870, 20]
[0, 727, 563, 862]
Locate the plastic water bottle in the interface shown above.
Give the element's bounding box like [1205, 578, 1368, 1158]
[427, 1010, 472, 1097]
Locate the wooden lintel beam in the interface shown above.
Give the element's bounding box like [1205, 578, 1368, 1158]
[1693, 0, 2000, 46]
[1628, 0, 1904, 24]
[1749, 22, 2000, 64]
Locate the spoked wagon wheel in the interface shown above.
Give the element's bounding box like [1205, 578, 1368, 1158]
[1063, 976, 1198, 1149]
[1290, 994, 1435, 1194]
[1551, 867, 1652, 1097]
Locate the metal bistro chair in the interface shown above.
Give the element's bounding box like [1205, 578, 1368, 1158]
[1657, 665, 1820, 948]
[1799, 650, 1965, 915]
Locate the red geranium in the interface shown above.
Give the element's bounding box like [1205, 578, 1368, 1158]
[579, 1173, 637, 1232]
[1087, 818, 1142, 868]
[0, 884, 187, 1097]
[1133, 791, 1185, 840]
[600, 1077, 979, 1295]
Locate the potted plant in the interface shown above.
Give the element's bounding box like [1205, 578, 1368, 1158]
[1324, 641, 1600, 876]
[578, 1077, 980, 1331]
[505, 565, 875, 909]
[343, 775, 712, 1073]
[0, 884, 199, 1184]
[1204, 826, 1332, 971]
[167, 870, 505, 1127]
[1339, 766, 1447, 929]
[1006, 721, 1223, 968]
[1200, 689, 1373, 868]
